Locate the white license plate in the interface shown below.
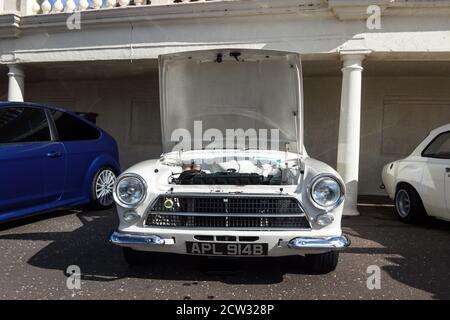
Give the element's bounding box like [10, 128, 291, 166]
[186, 242, 268, 256]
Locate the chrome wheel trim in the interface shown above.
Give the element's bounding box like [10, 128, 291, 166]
[396, 189, 411, 218]
[95, 169, 116, 207]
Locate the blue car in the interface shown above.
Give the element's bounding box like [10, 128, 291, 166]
[0, 102, 120, 222]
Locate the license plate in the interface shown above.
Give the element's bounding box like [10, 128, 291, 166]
[186, 242, 268, 256]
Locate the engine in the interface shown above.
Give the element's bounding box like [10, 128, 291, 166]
[169, 159, 299, 186]
[174, 169, 272, 185]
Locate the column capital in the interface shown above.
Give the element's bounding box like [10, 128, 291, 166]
[339, 51, 370, 72]
[339, 50, 372, 62]
[7, 64, 25, 78]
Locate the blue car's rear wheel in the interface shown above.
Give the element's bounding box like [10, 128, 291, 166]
[92, 167, 117, 209]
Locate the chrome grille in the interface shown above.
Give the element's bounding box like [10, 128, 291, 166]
[145, 196, 310, 229]
[150, 196, 303, 214]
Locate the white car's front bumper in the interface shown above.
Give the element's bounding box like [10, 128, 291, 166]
[109, 229, 350, 256]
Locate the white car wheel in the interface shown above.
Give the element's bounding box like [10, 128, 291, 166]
[394, 184, 427, 224]
[395, 189, 411, 218]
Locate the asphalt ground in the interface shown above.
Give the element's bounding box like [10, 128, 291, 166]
[0, 202, 449, 300]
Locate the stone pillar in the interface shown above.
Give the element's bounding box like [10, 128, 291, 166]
[8, 64, 25, 102]
[337, 53, 365, 216]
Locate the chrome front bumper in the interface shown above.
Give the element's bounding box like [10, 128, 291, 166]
[110, 232, 175, 246]
[110, 231, 350, 254]
[287, 236, 350, 250]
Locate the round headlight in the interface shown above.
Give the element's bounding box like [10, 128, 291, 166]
[114, 174, 146, 208]
[310, 176, 343, 209]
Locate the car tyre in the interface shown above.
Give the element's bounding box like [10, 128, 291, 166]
[91, 167, 117, 209]
[395, 184, 427, 224]
[122, 247, 152, 267]
[305, 251, 339, 274]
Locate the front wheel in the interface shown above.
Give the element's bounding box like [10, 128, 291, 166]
[305, 251, 339, 274]
[91, 167, 117, 209]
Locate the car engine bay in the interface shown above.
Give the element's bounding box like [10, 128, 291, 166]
[164, 156, 302, 186]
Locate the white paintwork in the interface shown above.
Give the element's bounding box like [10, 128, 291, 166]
[382, 124, 450, 220]
[113, 49, 346, 256]
[336, 53, 366, 216]
[7, 64, 24, 102]
[159, 49, 303, 154]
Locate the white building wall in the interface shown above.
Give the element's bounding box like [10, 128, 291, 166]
[305, 76, 450, 195]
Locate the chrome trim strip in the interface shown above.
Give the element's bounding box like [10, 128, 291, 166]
[157, 192, 303, 199]
[109, 231, 174, 246]
[148, 212, 306, 218]
[143, 226, 312, 231]
[287, 236, 350, 251]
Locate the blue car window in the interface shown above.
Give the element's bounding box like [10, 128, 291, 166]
[49, 110, 100, 141]
[0, 107, 51, 143]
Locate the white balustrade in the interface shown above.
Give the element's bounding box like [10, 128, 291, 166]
[31, 0, 41, 14]
[65, 0, 77, 12]
[118, 0, 131, 6]
[92, 0, 103, 9]
[79, 0, 89, 11]
[41, 0, 52, 13]
[106, 0, 118, 8]
[52, 0, 64, 12]
[24, 0, 222, 16]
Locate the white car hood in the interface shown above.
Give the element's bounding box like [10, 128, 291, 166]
[158, 49, 304, 154]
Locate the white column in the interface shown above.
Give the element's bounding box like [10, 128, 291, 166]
[337, 53, 365, 216]
[8, 64, 25, 102]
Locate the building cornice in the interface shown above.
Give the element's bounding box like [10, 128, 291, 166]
[17, 0, 327, 33]
[0, 13, 20, 38]
[328, 0, 450, 20]
[1, 0, 450, 37]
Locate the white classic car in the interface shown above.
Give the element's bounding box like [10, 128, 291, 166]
[382, 124, 450, 223]
[110, 49, 350, 273]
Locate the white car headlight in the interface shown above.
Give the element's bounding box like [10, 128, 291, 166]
[309, 175, 344, 210]
[114, 174, 147, 208]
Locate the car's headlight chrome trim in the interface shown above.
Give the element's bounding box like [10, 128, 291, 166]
[113, 173, 147, 208]
[307, 174, 345, 211]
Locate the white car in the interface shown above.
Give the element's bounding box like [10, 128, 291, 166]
[382, 124, 450, 223]
[110, 49, 350, 273]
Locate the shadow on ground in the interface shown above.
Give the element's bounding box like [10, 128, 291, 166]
[344, 205, 450, 299]
[0, 209, 317, 285]
[1, 204, 449, 296]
